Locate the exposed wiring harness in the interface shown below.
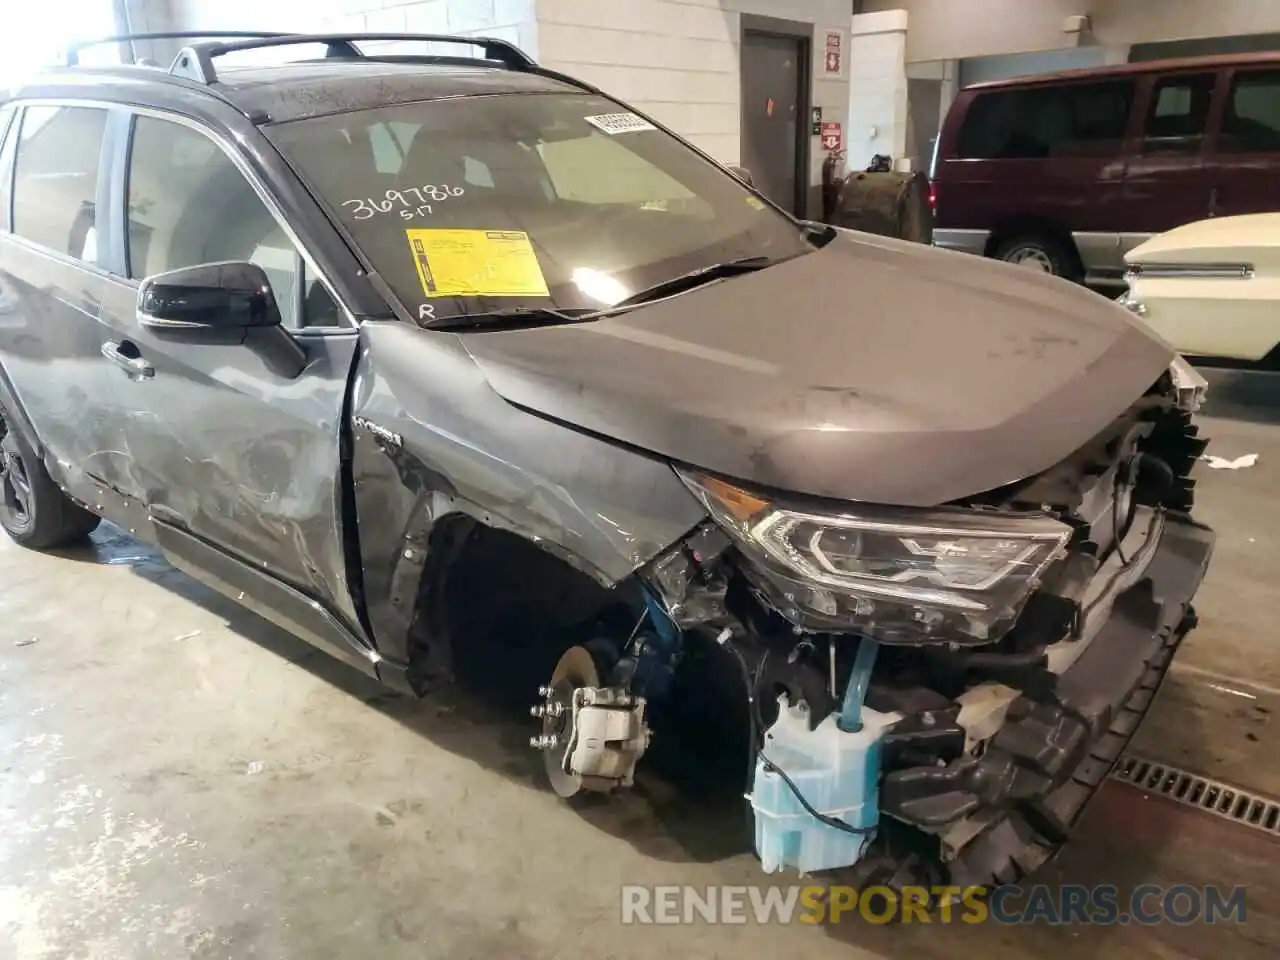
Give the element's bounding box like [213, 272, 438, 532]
[721, 630, 876, 838]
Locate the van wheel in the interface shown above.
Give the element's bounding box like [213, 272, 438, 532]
[992, 235, 1081, 281]
[0, 409, 100, 549]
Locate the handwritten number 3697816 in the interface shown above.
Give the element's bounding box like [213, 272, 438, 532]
[343, 185, 466, 221]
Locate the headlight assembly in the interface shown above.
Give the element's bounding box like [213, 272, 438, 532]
[677, 470, 1072, 644]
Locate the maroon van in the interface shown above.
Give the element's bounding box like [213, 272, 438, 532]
[931, 52, 1280, 288]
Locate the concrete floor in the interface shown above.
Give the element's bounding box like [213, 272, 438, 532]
[2, 402, 1279, 959]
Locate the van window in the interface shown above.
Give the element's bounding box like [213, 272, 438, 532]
[1221, 69, 1280, 153]
[126, 115, 339, 327]
[12, 106, 108, 261]
[956, 80, 1132, 160]
[1141, 74, 1214, 154]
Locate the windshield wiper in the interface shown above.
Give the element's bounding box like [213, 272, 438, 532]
[603, 256, 775, 311]
[430, 306, 597, 332]
[427, 257, 777, 330]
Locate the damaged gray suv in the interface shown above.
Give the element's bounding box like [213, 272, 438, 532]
[0, 32, 1215, 893]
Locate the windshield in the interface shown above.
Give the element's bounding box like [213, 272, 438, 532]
[266, 93, 812, 325]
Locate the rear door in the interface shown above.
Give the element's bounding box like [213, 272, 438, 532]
[0, 103, 124, 497]
[1206, 65, 1280, 217]
[96, 109, 365, 634]
[1119, 70, 1219, 254]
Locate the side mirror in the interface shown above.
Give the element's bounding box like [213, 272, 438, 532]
[728, 165, 755, 187]
[137, 261, 282, 331]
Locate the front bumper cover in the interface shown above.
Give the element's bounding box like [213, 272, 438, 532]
[879, 513, 1215, 887]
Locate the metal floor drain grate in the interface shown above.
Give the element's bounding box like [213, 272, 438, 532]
[1111, 753, 1280, 835]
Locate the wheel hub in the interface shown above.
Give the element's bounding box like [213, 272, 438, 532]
[1007, 247, 1053, 272]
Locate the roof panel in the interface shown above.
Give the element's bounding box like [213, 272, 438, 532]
[12, 60, 584, 122]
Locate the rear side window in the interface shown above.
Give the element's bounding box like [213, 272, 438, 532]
[956, 80, 1132, 160]
[1221, 69, 1280, 153]
[12, 106, 107, 260]
[1141, 73, 1214, 154]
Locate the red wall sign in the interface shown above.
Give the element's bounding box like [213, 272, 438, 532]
[823, 30, 843, 75]
[820, 121, 843, 152]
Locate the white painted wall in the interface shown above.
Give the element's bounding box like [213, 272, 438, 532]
[862, 0, 1280, 63]
[845, 9, 907, 171]
[0, 0, 118, 87]
[534, 0, 850, 182]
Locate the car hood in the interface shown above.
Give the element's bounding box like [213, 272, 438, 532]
[460, 231, 1175, 506]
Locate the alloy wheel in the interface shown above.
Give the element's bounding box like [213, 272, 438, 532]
[0, 416, 33, 529]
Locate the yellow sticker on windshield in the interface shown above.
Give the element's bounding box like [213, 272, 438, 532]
[405, 229, 549, 298]
[746, 196, 766, 211]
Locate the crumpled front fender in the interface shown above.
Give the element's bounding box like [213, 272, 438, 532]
[348, 320, 706, 673]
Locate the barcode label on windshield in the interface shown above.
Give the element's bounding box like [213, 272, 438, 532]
[584, 112, 657, 135]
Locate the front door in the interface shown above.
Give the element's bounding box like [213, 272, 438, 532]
[741, 30, 805, 214]
[1120, 71, 1220, 256]
[96, 110, 364, 631]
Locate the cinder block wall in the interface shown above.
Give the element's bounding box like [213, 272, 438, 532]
[128, 0, 850, 198]
[535, 0, 850, 178]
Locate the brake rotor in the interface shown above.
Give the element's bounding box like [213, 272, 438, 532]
[542, 645, 601, 798]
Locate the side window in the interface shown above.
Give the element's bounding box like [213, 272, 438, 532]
[301, 263, 342, 328]
[126, 115, 306, 327]
[1060, 80, 1132, 155]
[12, 106, 108, 260]
[1141, 73, 1214, 154]
[1221, 70, 1280, 153]
[0, 106, 18, 232]
[956, 81, 1131, 160]
[957, 91, 1022, 158]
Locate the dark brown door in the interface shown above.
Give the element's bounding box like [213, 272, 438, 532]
[1120, 71, 1219, 236]
[741, 31, 804, 214]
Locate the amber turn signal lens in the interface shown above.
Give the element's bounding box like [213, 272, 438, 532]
[700, 476, 770, 523]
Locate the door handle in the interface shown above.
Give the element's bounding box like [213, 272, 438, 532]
[101, 340, 155, 380]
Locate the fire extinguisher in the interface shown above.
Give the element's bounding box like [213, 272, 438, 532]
[821, 149, 846, 223]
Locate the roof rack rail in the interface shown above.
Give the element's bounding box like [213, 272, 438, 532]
[168, 32, 538, 85]
[66, 32, 291, 66]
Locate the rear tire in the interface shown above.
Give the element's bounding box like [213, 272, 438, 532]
[0, 408, 100, 549]
[992, 234, 1081, 281]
